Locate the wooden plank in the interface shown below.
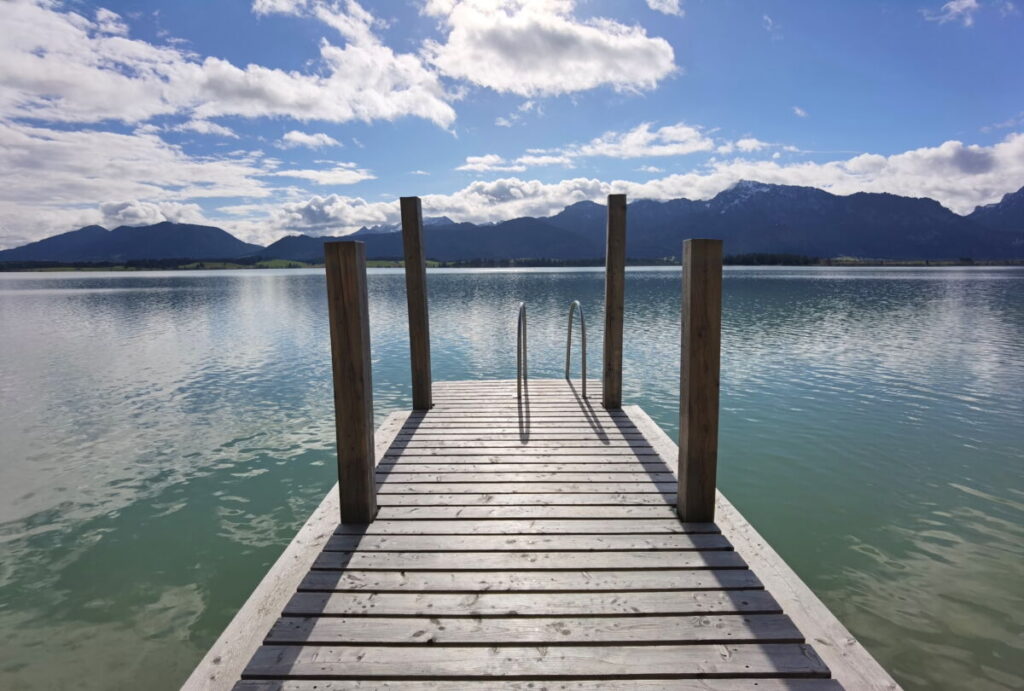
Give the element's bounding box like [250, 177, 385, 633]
[383, 448, 660, 457]
[283, 589, 780, 617]
[333, 519, 717, 534]
[380, 456, 671, 464]
[298, 568, 760, 592]
[375, 493, 677, 506]
[266, 613, 799, 645]
[678, 238, 722, 522]
[241, 643, 829, 680]
[625, 404, 899, 690]
[375, 505, 681, 519]
[181, 412, 410, 691]
[376, 482, 675, 494]
[400, 196, 432, 410]
[235, 680, 843, 691]
[323, 533, 731, 552]
[375, 472, 677, 483]
[395, 432, 649, 439]
[389, 441, 653, 450]
[312, 550, 746, 571]
[324, 241, 376, 523]
[377, 463, 673, 472]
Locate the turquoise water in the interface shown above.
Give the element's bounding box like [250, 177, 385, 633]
[0, 266, 1021, 690]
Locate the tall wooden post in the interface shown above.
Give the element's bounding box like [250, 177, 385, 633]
[678, 239, 723, 522]
[324, 241, 377, 523]
[602, 193, 627, 409]
[400, 197, 432, 410]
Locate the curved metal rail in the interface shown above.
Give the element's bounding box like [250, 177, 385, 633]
[565, 300, 587, 398]
[516, 301, 528, 399]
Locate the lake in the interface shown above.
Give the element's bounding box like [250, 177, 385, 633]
[0, 266, 1022, 690]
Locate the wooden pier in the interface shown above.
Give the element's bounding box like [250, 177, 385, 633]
[184, 196, 898, 690]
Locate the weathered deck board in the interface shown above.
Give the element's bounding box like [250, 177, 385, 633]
[243, 643, 829, 680]
[189, 380, 898, 690]
[266, 613, 802, 645]
[331, 519, 717, 534]
[297, 568, 761, 592]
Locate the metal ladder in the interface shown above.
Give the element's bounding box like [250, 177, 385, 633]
[516, 301, 587, 399]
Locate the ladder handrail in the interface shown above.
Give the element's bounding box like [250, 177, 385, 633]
[565, 300, 587, 398]
[516, 301, 527, 399]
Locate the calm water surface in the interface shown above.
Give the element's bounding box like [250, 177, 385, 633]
[0, 267, 1021, 690]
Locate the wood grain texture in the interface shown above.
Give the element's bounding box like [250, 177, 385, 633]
[235, 680, 842, 690]
[400, 196, 432, 410]
[679, 238, 722, 522]
[322, 532, 731, 552]
[324, 241, 376, 523]
[266, 613, 798, 645]
[603, 193, 627, 409]
[312, 550, 747, 571]
[241, 643, 829, 680]
[298, 568, 760, 592]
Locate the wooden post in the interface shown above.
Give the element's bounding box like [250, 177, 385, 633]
[602, 193, 627, 409]
[678, 238, 723, 522]
[324, 241, 377, 523]
[400, 196, 432, 410]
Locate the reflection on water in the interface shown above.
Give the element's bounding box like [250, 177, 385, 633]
[0, 267, 1022, 690]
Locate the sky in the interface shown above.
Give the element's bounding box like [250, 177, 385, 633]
[0, 0, 1022, 248]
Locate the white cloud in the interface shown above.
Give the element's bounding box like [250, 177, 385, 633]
[99, 200, 207, 227]
[410, 169, 431, 175]
[269, 162, 375, 185]
[735, 137, 769, 152]
[0, 0, 455, 127]
[456, 154, 526, 172]
[277, 130, 342, 149]
[495, 117, 514, 127]
[172, 119, 239, 138]
[923, 0, 980, 25]
[793, 105, 808, 118]
[423, 0, 676, 97]
[94, 8, 128, 35]
[574, 122, 714, 158]
[636, 165, 664, 173]
[646, 0, 683, 16]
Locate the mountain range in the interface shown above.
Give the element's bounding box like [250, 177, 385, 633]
[3, 182, 1022, 264]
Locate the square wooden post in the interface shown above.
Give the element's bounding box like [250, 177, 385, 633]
[678, 239, 723, 522]
[602, 193, 627, 409]
[324, 241, 377, 523]
[400, 196, 432, 410]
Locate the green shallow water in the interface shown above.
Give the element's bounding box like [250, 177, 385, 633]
[0, 266, 1021, 690]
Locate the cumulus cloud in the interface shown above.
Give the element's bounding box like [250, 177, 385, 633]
[269, 162, 375, 185]
[172, 119, 239, 138]
[0, 0, 455, 127]
[457, 154, 526, 172]
[575, 122, 714, 157]
[460, 121, 716, 172]
[277, 130, 342, 149]
[646, 0, 683, 16]
[99, 200, 207, 227]
[423, 0, 676, 97]
[923, 0, 980, 25]
[793, 105, 808, 118]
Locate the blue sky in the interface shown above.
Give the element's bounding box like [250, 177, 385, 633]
[0, 0, 1021, 247]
